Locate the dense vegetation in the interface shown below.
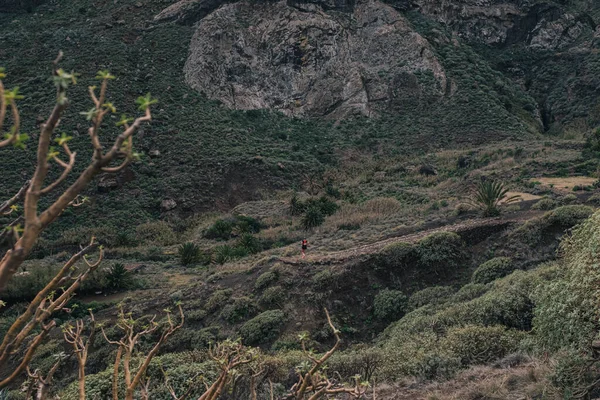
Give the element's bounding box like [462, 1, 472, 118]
[2, 0, 600, 398]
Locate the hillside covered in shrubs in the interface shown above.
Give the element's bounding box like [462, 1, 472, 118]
[2, 0, 600, 398]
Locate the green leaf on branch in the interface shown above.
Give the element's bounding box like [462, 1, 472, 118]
[135, 93, 157, 111]
[54, 132, 73, 146]
[102, 102, 116, 113]
[53, 69, 78, 89]
[116, 114, 133, 127]
[47, 146, 59, 161]
[80, 108, 98, 121]
[4, 87, 24, 101]
[96, 70, 115, 80]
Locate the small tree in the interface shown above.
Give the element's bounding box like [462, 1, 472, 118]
[288, 309, 370, 399]
[101, 304, 184, 400]
[0, 54, 155, 389]
[0, 53, 155, 290]
[471, 180, 520, 217]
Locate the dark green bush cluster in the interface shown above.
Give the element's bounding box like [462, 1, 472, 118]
[290, 195, 338, 229]
[178, 242, 206, 266]
[533, 210, 600, 352]
[135, 221, 178, 246]
[375, 233, 465, 275]
[449, 283, 489, 303]
[259, 286, 286, 308]
[545, 205, 594, 227]
[1, 260, 125, 303]
[531, 197, 557, 211]
[373, 289, 408, 321]
[416, 232, 465, 273]
[311, 269, 342, 290]
[239, 310, 287, 345]
[204, 215, 262, 240]
[472, 257, 516, 284]
[376, 242, 415, 271]
[508, 205, 593, 248]
[219, 296, 257, 324]
[255, 270, 279, 290]
[407, 286, 455, 310]
[329, 347, 384, 381]
[206, 289, 233, 313]
[106, 263, 133, 290]
[442, 325, 523, 366]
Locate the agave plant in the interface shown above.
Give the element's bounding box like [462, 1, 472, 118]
[472, 180, 521, 217]
[178, 242, 202, 266]
[301, 206, 325, 230]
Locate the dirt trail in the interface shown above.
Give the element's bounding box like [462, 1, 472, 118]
[279, 210, 543, 266]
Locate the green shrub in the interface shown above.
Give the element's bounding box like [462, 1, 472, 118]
[416, 232, 465, 273]
[307, 196, 339, 216]
[380, 331, 461, 380]
[450, 283, 489, 303]
[329, 347, 384, 381]
[373, 289, 408, 321]
[206, 289, 233, 312]
[559, 193, 578, 204]
[212, 245, 248, 264]
[60, 369, 117, 400]
[239, 310, 287, 345]
[472, 180, 520, 217]
[289, 193, 305, 216]
[376, 242, 416, 271]
[508, 205, 593, 248]
[234, 215, 262, 234]
[135, 221, 178, 246]
[442, 325, 523, 366]
[106, 263, 132, 290]
[531, 197, 557, 211]
[545, 205, 593, 227]
[533, 211, 600, 352]
[114, 231, 137, 247]
[219, 297, 257, 324]
[301, 206, 325, 230]
[259, 286, 286, 308]
[472, 257, 516, 284]
[178, 242, 203, 266]
[204, 218, 235, 240]
[586, 193, 600, 206]
[237, 233, 261, 254]
[205, 216, 262, 240]
[407, 286, 455, 310]
[255, 270, 279, 290]
[549, 349, 596, 397]
[311, 270, 336, 290]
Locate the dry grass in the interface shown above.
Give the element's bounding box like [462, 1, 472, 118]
[534, 177, 597, 192]
[375, 360, 556, 400]
[501, 191, 542, 203]
[323, 197, 403, 231]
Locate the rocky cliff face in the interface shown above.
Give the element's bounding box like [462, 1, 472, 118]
[183, 0, 447, 119]
[395, 0, 596, 49]
[156, 0, 600, 131]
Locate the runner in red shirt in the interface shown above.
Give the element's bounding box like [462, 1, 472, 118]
[301, 239, 309, 259]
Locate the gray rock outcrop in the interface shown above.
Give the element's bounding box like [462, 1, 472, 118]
[183, 0, 447, 119]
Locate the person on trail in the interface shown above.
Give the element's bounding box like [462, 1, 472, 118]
[301, 239, 309, 259]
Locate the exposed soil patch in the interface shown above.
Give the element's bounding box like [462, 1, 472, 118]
[534, 176, 597, 192]
[502, 191, 542, 203]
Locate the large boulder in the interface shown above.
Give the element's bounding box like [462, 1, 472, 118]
[183, 0, 447, 119]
